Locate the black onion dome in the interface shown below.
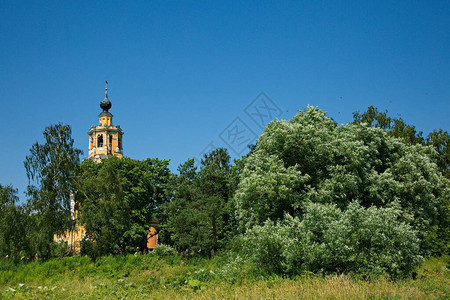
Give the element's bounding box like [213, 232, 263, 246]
[100, 96, 112, 112]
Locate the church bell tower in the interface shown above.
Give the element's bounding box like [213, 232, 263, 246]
[88, 82, 124, 161]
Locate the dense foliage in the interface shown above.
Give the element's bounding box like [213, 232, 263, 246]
[241, 202, 422, 278]
[0, 185, 31, 258]
[75, 157, 171, 258]
[235, 107, 449, 259]
[353, 106, 450, 179]
[352, 106, 450, 253]
[160, 148, 237, 253]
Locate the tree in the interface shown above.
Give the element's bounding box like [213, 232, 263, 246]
[235, 106, 449, 253]
[160, 159, 207, 251]
[0, 185, 31, 258]
[353, 106, 450, 180]
[352, 106, 425, 144]
[0, 184, 18, 211]
[76, 157, 171, 257]
[198, 148, 234, 249]
[161, 148, 236, 253]
[352, 107, 450, 254]
[427, 129, 450, 179]
[24, 124, 82, 259]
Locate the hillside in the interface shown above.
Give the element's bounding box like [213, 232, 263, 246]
[1, 254, 448, 299]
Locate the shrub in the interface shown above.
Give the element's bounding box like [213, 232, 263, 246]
[241, 202, 423, 278]
[241, 218, 298, 274]
[51, 242, 71, 257]
[80, 238, 101, 260]
[298, 202, 423, 278]
[150, 244, 177, 257]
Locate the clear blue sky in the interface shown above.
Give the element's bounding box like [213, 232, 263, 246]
[1, 0, 449, 201]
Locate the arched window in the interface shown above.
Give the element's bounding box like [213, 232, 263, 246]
[97, 134, 103, 148]
[118, 135, 122, 150]
[109, 135, 113, 149]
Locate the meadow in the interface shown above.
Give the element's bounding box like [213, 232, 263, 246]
[0, 253, 448, 299]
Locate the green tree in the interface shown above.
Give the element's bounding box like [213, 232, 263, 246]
[198, 148, 234, 249]
[24, 124, 82, 259]
[352, 107, 450, 254]
[0, 185, 31, 258]
[235, 106, 449, 253]
[352, 106, 425, 144]
[161, 148, 235, 253]
[352, 106, 450, 179]
[160, 159, 206, 251]
[427, 129, 450, 179]
[76, 157, 171, 257]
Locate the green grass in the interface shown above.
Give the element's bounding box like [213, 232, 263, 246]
[0, 254, 448, 299]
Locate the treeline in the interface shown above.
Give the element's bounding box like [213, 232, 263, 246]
[0, 106, 448, 278]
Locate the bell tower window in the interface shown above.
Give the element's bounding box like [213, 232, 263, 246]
[97, 134, 103, 148]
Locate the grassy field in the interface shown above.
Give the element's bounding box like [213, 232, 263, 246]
[0, 254, 448, 299]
